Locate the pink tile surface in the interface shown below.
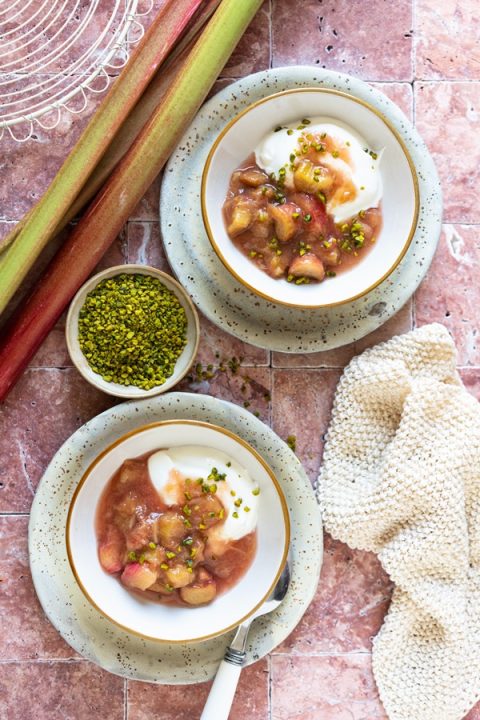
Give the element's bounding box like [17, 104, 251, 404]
[128, 659, 269, 720]
[415, 82, 480, 223]
[278, 534, 393, 654]
[461, 368, 480, 401]
[272, 369, 341, 481]
[193, 317, 270, 368]
[465, 702, 480, 720]
[0, 90, 102, 220]
[416, 0, 480, 80]
[0, 369, 114, 512]
[271, 654, 387, 720]
[180, 366, 272, 424]
[0, 517, 75, 660]
[369, 82, 413, 120]
[272, 0, 413, 80]
[272, 301, 412, 368]
[415, 225, 480, 366]
[0, 661, 124, 720]
[1, 1, 478, 718]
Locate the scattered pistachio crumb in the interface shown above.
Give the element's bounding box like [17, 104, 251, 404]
[286, 435, 297, 452]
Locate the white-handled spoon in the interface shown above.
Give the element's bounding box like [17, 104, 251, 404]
[200, 559, 291, 720]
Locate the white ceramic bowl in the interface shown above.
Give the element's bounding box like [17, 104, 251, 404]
[66, 420, 290, 644]
[201, 87, 419, 308]
[66, 265, 200, 399]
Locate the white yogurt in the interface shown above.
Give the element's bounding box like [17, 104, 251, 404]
[147, 446, 259, 542]
[254, 116, 383, 223]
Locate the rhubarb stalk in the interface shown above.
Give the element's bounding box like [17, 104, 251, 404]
[0, 0, 263, 400]
[0, 0, 203, 309]
[60, 0, 222, 231]
[0, 0, 221, 251]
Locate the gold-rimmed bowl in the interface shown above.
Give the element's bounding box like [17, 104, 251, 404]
[66, 420, 290, 644]
[201, 87, 419, 309]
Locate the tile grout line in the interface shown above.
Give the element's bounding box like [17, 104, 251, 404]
[411, 0, 417, 126]
[269, 650, 373, 657]
[268, 0, 274, 70]
[411, 0, 417, 88]
[0, 658, 87, 665]
[267, 653, 273, 720]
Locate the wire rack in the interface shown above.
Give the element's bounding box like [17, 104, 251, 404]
[0, 0, 153, 141]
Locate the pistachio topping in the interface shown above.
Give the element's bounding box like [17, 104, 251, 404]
[78, 274, 188, 389]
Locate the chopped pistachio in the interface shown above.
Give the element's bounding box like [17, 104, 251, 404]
[77, 274, 187, 390]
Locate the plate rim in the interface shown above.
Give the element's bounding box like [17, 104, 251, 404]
[160, 65, 442, 353]
[28, 391, 323, 684]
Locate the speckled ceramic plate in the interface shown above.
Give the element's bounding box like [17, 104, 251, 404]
[160, 66, 442, 352]
[29, 392, 322, 684]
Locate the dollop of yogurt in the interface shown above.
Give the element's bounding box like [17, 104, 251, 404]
[254, 116, 383, 224]
[148, 446, 259, 542]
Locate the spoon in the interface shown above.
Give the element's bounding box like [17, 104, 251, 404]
[200, 558, 291, 720]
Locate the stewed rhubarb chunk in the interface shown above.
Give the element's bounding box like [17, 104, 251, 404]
[121, 562, 157, 591]
[222, 119, 382, 284]
[96, 449, 258, 608]
[289, 254, 325, 281]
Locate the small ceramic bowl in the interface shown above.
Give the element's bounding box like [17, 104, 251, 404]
[66, 420, 290, 643]
[66, 265, 200, 399]
[201, 87, 419, 308]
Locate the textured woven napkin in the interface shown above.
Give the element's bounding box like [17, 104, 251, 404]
[317, 323, 480, 720]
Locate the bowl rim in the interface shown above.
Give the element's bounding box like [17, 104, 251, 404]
[65, 418, 291, 644]
[65, 264, 200, 399]
[201, 86, 420, 309]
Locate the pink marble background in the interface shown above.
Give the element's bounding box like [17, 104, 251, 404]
[1, 0, 479, 718]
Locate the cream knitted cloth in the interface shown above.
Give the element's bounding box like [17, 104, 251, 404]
[318, 323, 480, 720]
